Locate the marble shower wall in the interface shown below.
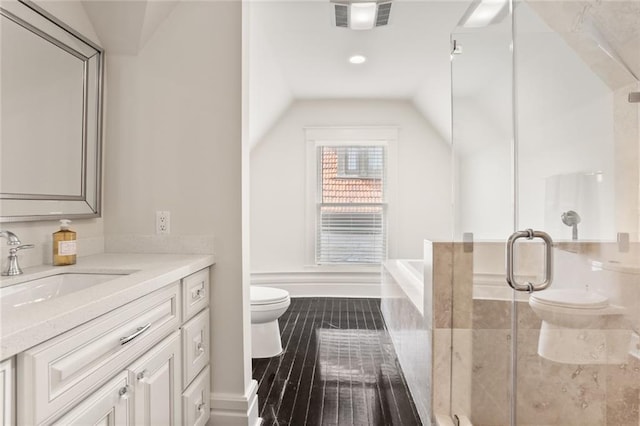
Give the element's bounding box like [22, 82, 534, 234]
[383, 240, 639, 425]
[455, 241, 640, 426]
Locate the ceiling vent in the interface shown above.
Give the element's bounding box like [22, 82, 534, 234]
[332, 1, 392, 30]
[375, 2, 392, 27]
[335, 4, 349, 28]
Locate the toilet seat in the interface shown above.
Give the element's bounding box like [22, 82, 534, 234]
[250, 286, 289, 306]
[530, 289, 608, 310]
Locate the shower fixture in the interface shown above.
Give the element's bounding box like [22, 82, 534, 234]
[561, 210, 581, 240]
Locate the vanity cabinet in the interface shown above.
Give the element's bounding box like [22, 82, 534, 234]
[0, 358, 14, 426]
[14, 266, 211, 426]
[18, 282, 181, 425]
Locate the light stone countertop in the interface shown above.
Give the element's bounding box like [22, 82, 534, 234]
[0, 253, 215, 360]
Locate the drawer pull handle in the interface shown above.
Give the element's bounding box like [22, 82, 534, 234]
[119, 385, 132, 400]
[120, 323, 151, 345]
[196, 401, 205, 412]
[192, 287, 205, 300]
[196, 342, 205, 354]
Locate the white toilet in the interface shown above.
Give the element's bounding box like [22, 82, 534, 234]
[250, 286, 291, 358]
[529, 289, 630, 364]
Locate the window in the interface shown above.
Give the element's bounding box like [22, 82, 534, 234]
[316, 144, 387, 264]
[337, 147, 384, 178]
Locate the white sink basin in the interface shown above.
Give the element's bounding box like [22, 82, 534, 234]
[0, 272, 133, 308]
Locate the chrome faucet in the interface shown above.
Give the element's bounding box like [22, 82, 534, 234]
[1, 231, 34, 276]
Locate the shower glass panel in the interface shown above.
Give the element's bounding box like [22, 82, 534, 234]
[513, 0, 640, 424]
[450, 0, 640, 425]
[450, 4, 515, 424]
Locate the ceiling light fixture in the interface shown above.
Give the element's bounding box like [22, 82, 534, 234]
[349, 54, 367, 64]
[459, 0, 509, 28]
[350, 3, 377, 30]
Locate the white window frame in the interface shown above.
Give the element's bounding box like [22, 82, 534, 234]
[304, 127, 398, 269]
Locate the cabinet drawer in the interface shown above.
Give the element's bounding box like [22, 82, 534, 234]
[182, 365, 210, 426]
[182, 269, 209, 321]
[51, 371, 131, 426]
[182, 308, 209, 389]
[18, 282, 181, 425]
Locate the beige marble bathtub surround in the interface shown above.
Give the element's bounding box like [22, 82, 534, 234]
[473, 241, 544, 286]
[434, 328, 453, 415]
[425, 241, 458, 328]
[469, 327, 512, 426]
[451, 328, 474, 421]
[452, 242, 473, 330]
[472, 299, 513, 330]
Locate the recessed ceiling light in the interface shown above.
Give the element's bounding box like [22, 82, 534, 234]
[349, 54, 367, 64]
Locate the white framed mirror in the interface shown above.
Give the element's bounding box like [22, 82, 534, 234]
[0, 0, 103, 222]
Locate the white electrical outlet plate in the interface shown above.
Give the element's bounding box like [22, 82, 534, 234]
[156, 211, 170, 235]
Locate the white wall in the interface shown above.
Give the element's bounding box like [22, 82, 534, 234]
[0, 0, 104, 271]
[454, 2, 617, 241]
[103, 2, 254, 423]
[516, 3, 615, 240]
[251, 99, 452, 274]
[247, 4, 292, 150]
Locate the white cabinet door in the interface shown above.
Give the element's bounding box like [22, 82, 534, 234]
[128, 331, 182, 426]
[52, 371, 132, 425]
[0, 359, 14, 426]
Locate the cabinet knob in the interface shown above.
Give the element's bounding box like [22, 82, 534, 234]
[118, 385, 132, 400]
[196, 401, 205, 412]
[196, 342, 205, 354]
[192, 287, 205, 300]
[137, 369, 149, 382]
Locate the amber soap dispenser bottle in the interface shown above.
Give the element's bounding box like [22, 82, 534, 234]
[53, 219, 77, 266]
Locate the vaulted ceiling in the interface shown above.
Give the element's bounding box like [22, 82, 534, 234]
[248, 1, 471, 148]
[78, 0, 639, 151]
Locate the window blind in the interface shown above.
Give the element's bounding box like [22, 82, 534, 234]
[316, 145, 387, 264]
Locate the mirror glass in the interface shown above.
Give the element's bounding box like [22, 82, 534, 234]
[0, 1, 103, 222]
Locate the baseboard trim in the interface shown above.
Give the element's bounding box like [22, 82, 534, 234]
[210, 380, 259, 426]
[251, 271, 381, 298]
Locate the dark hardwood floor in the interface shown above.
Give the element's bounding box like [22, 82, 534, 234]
[252, 298, 422, 426]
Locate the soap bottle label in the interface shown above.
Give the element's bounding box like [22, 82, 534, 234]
[58, 240, 77, 256]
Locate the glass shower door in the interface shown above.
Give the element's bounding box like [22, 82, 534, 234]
[450, 0, 640, 425]
[450, 3, 516, 424]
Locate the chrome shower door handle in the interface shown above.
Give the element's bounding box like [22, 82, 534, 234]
[506, 229, 554, 292]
